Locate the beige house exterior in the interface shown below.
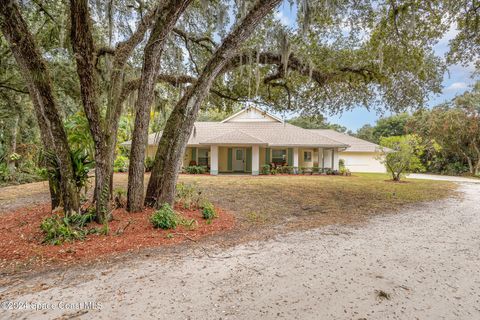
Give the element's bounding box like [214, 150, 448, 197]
[309, 129, 386, 173]
[124, 106, 386, 174]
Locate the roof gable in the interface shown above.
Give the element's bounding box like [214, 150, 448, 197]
[221, 106, 283, 123]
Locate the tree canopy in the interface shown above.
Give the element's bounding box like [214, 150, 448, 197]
[1, 0, 478, 217]
[287, 115, 347, 132]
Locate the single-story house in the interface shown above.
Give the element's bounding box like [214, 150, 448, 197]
[122, 106, 386, 174]
[308, 129, 386, 173]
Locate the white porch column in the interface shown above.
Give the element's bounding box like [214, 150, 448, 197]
[317, 148, 323, 171]
[210, 145, 218, 175]
[252, 145, 259, 175]
[324, 149, 332, 168]
[293, 147, 299, 173]
[333, 148, 339, 170]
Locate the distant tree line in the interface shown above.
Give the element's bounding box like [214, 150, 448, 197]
[356, 82, 480, 176]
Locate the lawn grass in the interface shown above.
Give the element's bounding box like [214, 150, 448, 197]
[173, 173, 455, 229]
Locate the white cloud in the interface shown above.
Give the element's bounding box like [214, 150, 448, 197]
[433, 22, 459, 57]
[274, 10, 290, 26]
[445, 82, 467, 92]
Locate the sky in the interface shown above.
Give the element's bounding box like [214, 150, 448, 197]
[273, 1, 478, 132]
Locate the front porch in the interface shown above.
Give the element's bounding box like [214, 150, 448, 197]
[184, 146, 340, 176]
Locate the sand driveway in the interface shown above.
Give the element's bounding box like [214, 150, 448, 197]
[1, 181, 479, 319]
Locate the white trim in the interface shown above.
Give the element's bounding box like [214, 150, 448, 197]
[210, 146, 218, 175]
[221, 106, 284, 123]
[252, 145, 259, 175]
[267, 143, 349, 147]
[293, 148, 299, 168]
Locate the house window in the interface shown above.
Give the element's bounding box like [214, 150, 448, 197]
[272, 149, 286, 164]
[198, 148, 209, 166]
[304, 151, 312, 162]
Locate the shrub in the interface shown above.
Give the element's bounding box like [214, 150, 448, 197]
[303, 167, 313, 175]
[379, 135, 425, 181]
[261, 164, 270, 175]
[114, 155, 129, 172]
[0, 159, 46, 186]
[40, 212, 95, 245]
[325, 168, 334, 175]
[144, 157, 155, 172]
[150, 203, 178, 229]
[114, 188, 127, 208]
[339, 159, 346, 170]
[0, 163, 9, 181]
[175, 182, 201, 209]
[201, 200, 216, 220]
[278, 165, 293, 174]
[442, 161, 469, 175]
[339, 167, 351, 176]
[185, 166, 206, 174]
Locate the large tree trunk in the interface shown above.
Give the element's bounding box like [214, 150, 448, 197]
[7, 114, 19, 171]
[473, 144, 480, 176]
[70, 0, 163, 220]
[466, 156, 474, 174]
[145, 0, 281, 207]
[127, 0, 193, 212]
[1, 0, 79, 214]
[70, 0, 112, 221]
[31, 88, 63, 209]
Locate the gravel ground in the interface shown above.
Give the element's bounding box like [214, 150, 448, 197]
[407, 173, 480, 183]
[1, 182, 479, 320]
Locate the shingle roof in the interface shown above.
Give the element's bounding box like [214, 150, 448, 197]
[122, 122, 349, 148]
[309, 129, 381, 153]
[203, 130, 266, 145]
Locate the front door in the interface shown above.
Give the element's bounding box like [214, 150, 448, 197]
[233, 148, 245, 172]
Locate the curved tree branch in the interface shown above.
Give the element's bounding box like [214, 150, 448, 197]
[0, 83, 28, 94]
[120, 51, 379, 104]
[172, 28, 217, 53]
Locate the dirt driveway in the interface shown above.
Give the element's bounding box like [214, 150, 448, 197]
[0, 181, 479, 319]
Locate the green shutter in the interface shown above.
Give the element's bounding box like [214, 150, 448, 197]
[265, 148, 270, 164]
[288, 148, 293, 166]
[246, 147, 252, 172]
[227, 148, 232, 171]
[191, 147, 197, 163]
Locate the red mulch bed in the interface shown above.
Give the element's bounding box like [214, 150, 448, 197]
[0, 203, 235, 273]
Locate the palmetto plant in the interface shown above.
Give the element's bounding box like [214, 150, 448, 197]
[70, 149, 94, 194]
[40, 149, 94, 197]
[64, 112, 95, 161]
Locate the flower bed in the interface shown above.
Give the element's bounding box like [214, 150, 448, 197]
[0, 203, 234, 273]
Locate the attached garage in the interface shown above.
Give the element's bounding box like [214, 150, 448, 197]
[309, 129, 386, 173]
[339, 151, 385, 173]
